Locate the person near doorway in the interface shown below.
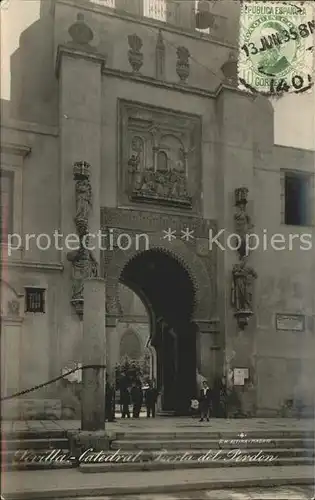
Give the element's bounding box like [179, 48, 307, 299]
[105, 375, 116, 422]
[199, 380, 211, 422]
[131, 379, 143, 418]
[120, 378, 131, 418]
[145, 380, 158, 418]
[212, 375, 227, 418]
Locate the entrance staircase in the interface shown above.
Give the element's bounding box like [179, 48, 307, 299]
[1, 429, 74, 471]
[2, 427, 314, 472]
[89, 429, 315, 472]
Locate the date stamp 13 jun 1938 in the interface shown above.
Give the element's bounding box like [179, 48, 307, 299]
[238, 1, 314, 95]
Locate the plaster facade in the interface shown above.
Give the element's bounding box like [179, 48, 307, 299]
[1, 0, 314, 418]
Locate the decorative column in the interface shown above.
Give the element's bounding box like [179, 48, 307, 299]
[68, 277, 109, 454]
[57, 13, 109, 452]
[81, 278, 106, 430]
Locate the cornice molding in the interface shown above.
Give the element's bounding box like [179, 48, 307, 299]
[100, 68, 256, 102]
[55, 44, 107, 78]
[0, 316, 24, 324]
[102, 66, 217, 99]
[1, 143, 31, 158]
[1, 121, 59, 137]
[3, 260, 64, 272]
[215, 82, 257, 100]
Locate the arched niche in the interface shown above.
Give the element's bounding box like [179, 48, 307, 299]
[120, 328, 142, 360]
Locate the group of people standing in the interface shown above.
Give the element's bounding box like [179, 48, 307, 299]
[105, 375, 158, 421]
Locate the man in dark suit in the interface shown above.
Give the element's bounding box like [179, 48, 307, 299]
[199, 380, 211, 422]
[145, 380, 158, 418]
[131, 379, 143, 418]
[120, 376, 131, 418]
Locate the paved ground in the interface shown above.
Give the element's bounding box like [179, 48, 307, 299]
[2, 417, 314, 434]
[61, 487, 315, 499]
[59, 487, 315, 500]
[2, 465, 314, 498]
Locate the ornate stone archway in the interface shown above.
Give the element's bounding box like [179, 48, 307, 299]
[101, 207, 219, 412]
[103, 233, 213, 322]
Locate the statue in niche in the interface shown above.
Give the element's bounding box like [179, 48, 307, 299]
[231, 257, 257, 312]
[128, 136, 145, 192]
[74, 179, 92, 236]
[69, 160, 98, 318]
[75, 180, 92, 219]
[234, 206, 253, 237]
[68, 246, 98, 303]
[234, 187, 253, 258]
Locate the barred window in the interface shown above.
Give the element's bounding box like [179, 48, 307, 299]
[144, 0, 166, 22]
[0, 170, 14, 241]
[90, 0, 115, 7]
[25, 288, 46, 313]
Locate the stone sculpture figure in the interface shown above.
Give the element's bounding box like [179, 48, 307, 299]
[69, 246, 98, 307]
[234, 187, 253, 258]
[231, 257, 257, 312]
[74, 179, 92, 236]
[176, 46, 190, 82]
[7, 300, 20, 317]
[127, 34, 143, 73]
[68, 161, 98, 317]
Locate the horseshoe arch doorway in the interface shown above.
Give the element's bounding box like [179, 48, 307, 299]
[120, 248, 197, 415]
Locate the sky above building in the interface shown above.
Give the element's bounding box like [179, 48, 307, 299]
[1, 0, 314, 151]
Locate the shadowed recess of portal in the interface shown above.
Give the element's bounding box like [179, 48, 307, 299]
[120, 249, 197, 415]
[120, 329, 142, 360]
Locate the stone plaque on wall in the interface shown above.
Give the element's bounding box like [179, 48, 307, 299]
[276, 314, 305, 332]
[118, 99, 202, 213]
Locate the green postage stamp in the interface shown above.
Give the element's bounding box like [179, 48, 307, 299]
[238, 1, 314, 95]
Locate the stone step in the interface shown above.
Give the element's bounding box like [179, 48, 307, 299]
[111, 438, 315, 450]
[2, 446, 314, 464]
[108, 448, 315, 458]
[4, 438, 70, 451]
[2, 430, 68, 441]
[78, 456, 315, 474]
[2, 445, 314, 472]
[1, 448, 74, 471]
[115, 430, 315, 440]
[4, 460, 75, 471]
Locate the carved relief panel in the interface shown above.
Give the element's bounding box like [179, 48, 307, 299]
[119, 100, 202, 213]
[0, 280, 24, 321]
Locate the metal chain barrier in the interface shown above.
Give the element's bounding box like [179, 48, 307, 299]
[0, 364, 106, 401]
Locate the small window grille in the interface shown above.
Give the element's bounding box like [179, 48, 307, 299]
[25, 288, 45, 313]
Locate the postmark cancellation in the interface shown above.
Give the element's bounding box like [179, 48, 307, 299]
[238, 1, 314, 95]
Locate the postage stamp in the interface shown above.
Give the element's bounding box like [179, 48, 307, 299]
[238, 1, 314, 95]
